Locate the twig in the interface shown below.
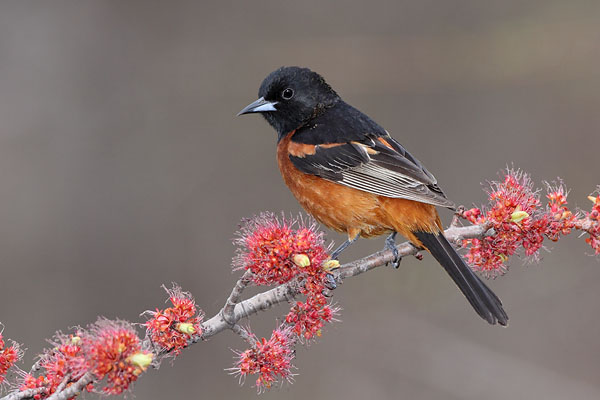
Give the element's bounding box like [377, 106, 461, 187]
[575, 218, 596, 232]
[231, 324, 255, 346]
[44, 373, 93, 400]
[50, 375, 70, 398]
[1, 388, 45, 400]
[221, 271, 253, 325]
[451, 205, 466, 228]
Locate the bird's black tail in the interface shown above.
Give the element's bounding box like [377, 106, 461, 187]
[413, 231, 508, 326]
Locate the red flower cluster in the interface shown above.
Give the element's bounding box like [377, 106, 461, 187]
[0, 330, 20, 385]
[20, 319, 152, 398]
[144, 285, 204, 356]
[84, 319, 152, 395]
[232, 273, 337, 389]
[19, 333, 90, 400]
[232, 326, 295, 393]
[585, 193, 600, 253]
[285, 292, 337, 341]
[19, 375, 49, 400]
[544, 183, 576, 241]
[461, 170, 598, 276]
[233, 213, 329, 285]
[45, 336, 86, 379]
[234, 213, 338, 340]
[284, 267, 339, 341]
[462, 170, 544, 276]
[232, 213, 339, 390]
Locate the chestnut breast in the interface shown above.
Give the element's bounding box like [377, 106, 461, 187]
[276, 132, 392, 239]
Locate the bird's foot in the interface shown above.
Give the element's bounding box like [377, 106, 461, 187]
[384, 233, 401, 269]
[324, 274, 337, 293]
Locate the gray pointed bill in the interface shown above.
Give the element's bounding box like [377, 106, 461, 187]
[237, 97, 278, 116]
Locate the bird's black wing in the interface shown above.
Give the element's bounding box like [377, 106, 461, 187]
[289, 102, 454, 209]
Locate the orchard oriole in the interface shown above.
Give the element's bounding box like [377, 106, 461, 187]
[238, 66, 507, 326]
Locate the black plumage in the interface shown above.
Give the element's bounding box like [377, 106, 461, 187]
[291, 100, 387, 144]
[287, 101, 454, 208]
[413, 231, 508, 326]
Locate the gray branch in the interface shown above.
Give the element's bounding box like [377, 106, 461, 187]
[200, 222, 492, 339]
[44, 373, 93, 400]
[221, 271, 252, 325]
[231, 324, 255, 346]
[1, 388, 45, 400]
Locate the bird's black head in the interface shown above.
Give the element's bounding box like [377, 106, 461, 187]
[238, 67, 339, 139]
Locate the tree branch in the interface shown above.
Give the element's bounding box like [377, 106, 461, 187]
[201, 221, 492, 339]
[44, 373, 93, 400]
[221, 271, 252, 325]
[231, 324, 255, 346]
[1, 388, 45, 400]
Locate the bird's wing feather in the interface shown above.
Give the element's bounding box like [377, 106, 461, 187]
[289, 135, 455, 208]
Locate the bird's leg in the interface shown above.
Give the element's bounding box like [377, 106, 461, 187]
[325, 234, 360, 290]
[330, 236, 359, 260]
[384, 232, 401, 268]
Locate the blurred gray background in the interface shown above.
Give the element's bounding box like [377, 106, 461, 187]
[1, 1, 599, 399]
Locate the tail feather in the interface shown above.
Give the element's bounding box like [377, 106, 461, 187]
[413, 231, 508, 326]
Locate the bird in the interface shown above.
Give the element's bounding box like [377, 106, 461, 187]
[238, 66, 508, 326]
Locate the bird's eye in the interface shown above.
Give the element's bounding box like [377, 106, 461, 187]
[281, 88, 294, 100]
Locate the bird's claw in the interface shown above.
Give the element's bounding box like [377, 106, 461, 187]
[384, 233, 401, 268]
[324, 272, 337, 291]
[390, 250, 401, 269]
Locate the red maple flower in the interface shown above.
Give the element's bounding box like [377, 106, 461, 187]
[461, 169, 576, 276]
[544, 182, 576, 241]
[462, 170, 539, 275]
[281, 270, 339, 341]
[232, 325, 295, 393]
[285, 292, 338, 341]
[233, 213, 339, 345]
[144, 284, 204, 356]
[585, 192, 600, 253]
[460, 170, 600, 276]
[19, 374, 48, 400]
[233, 213, 329, 285]
[23, 332, 89, 399]
[0, 330, 20, 385]
[18, 371, 91, 400]
[83, 319, 152, 395]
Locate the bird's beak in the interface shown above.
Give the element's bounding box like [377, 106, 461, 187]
[237, 97, 278, 116]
